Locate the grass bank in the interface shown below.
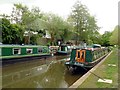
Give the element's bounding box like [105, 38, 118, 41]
[78, 48, 118, 88]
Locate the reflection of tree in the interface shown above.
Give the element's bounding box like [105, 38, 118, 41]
[2, 65, 47, 88]
[3, 62, 68, 88]
[35, 62, 67, 88]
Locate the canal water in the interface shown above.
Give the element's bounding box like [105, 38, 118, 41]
[2, 55, 86, 88]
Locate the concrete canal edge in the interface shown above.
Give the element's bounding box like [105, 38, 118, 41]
[69, 51, 113, 88]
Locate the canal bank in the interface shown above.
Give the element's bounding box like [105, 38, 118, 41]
[69, 48, 118, 88]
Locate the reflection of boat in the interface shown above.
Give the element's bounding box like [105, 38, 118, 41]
[2, 65, 48, 88]
[0, 45, 50, 64]
[37, 62, 68, 88]
[56, 44, 71, 55]
[2, 60, 68, 88]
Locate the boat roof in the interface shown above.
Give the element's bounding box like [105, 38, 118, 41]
[0, 44, 47, 48]
[92, 44, 101, 47]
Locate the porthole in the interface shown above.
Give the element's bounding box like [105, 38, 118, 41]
[13, 48, 21, 55]
[26, 48, 33, 54]
[38, 48, 43, 53]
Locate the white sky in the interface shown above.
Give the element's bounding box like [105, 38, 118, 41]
[0, 0, 119, 34]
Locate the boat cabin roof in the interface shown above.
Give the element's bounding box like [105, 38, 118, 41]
[92, 44, 101, 48]
[0, 44, 47, 48]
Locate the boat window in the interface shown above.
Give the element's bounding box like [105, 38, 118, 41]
[61, 46, 64, 51]
[38, 48, 43, 53]
[13, 48, 21, 55]
[81, 52, 84, 58]
[65, 47, 67, 51]
[26, 48, 33, 54]
[78, 51, 80, 58]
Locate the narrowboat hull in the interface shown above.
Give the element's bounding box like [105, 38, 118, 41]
[1, 54, 51, 65]
[56, 51, 71, 55]
[65, 44, 110, 74]
[65, 53, 108, 69]
[56, 44, 71, 55]
[0, 45, 50, 65]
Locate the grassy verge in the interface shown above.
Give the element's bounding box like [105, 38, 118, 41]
[78, 48, 118, 88]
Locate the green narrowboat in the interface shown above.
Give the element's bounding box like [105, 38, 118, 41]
[0, 45, 50, 64]
[65, 44, 109, 74]
[56, 44, 71, 55]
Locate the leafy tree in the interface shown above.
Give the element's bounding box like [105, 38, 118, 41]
[1, 18, 10, 44]
[86, 16, 100, 44]
[11, 24, 24, 44]
[110, 25, 119, 45]
[68, 1, 99, 45]
[30, 35, 39, 45]
[2, 18, 24, 44]
[0, 14, 10, 19]
[10, 4, 43, 44]
[22, 6, 43, 30]
[11, 3, 29, 24]
[69, 1, 89, 44]
[1, 2, 101, 45]
[2, 18, 13, 44]
[41, 13, 65, 45]
[57, 19, 73, 43]
[101, 31, 112, 46]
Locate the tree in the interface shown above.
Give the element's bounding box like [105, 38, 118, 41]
[68, 1, 99, 45]
[85, 16, 100, 44]
[86, 30, 101, 45]
[41, 13, 65, 45]
[1, 18, 12, 44]
[2, 18, 24, 44]
[22, 6, 43, 30]
[69, 1, 89, 44]
[60, 21, 73, 42]
[101, 31, 112, 46]
[10, 4, 43, 44]
[109, 25, 119, 45]
[11, 3, 29, 24]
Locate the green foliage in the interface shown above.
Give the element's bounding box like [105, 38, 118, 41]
[60, 20, 73, 42]
[2, 18, 24, 44]
[30, 35, 39, 45]
[89, 31, 102, 44]
[110, 25, 119, 45]
[101, 31, 112, 46]
[11, 3, 44, 44]
[41, 13, 69, 45]
[68, 1, 100, 45]
[1, 2, 102, 45]
[2, 18, 11, 44]
[11, 3, 29, 24]
[22, 7, 43, 31]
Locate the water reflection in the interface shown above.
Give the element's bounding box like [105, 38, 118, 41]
[2, 56, 83, 88]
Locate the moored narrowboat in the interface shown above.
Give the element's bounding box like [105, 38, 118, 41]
[65, 44, 109, 74]
[56, 44, 71, 55]
[0, 45, 50, 64]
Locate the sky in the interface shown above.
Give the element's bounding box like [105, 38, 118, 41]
[0, 0, 119, 34]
